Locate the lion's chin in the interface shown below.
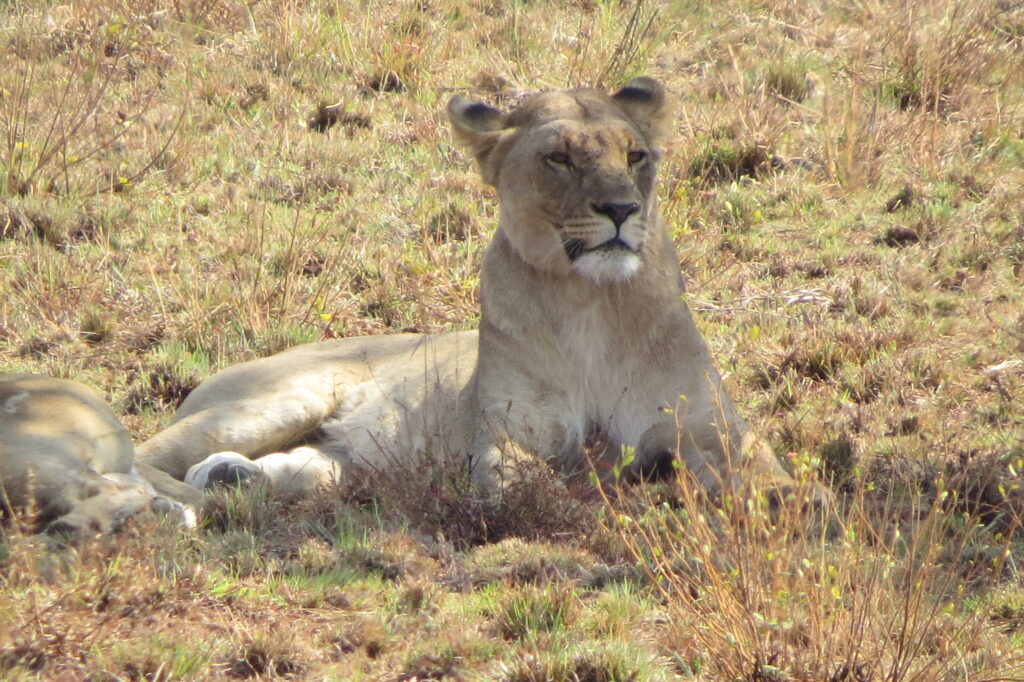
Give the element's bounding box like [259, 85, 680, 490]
[571, 250, 641, 284]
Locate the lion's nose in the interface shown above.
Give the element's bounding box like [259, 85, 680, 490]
[592, 202, 640, 228]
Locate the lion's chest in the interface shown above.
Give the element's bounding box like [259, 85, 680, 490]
[554, 305, 652, 447]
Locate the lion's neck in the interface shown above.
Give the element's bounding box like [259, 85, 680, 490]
[480, 227, 684, 341]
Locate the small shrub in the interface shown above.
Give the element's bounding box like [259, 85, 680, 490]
[225, 635, 304, 679]
[604, 465, 1024, 681]
[78, 307, 115, 345]
[398, 645, 463, 681]
[763, 57, 816, 103]
[340, 453, 595, 548]
[689, 139, 781, 185]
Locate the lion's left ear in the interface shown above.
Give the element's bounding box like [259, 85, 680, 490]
[612, 77, 671, 147]
[448, 96, 508, 186]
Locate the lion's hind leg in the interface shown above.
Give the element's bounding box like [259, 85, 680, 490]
[137, 391, 341, 481]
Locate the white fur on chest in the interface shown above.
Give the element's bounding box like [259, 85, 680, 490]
[555, 304, 649, 446]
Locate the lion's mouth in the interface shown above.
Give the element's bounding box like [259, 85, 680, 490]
[562, 236, 637, 261]
[592, 237, 633, 252]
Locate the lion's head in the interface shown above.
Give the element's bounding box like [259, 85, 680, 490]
[448, 78, 670, 284]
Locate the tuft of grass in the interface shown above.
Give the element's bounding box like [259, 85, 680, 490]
[762, 53, 819, 104]
[223, 633, 305, 679]
[397, 645, 463, 681]
[688, 135, 781, 186]
[491, 583, 578, 641]
[78, 305, 116, 345]
[203, 480, 281, 537]
[498, 641, 656, 682]
[121, 360, 200, 416]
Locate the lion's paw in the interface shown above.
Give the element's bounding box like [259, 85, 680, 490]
[185, 452, 266, 491]
[150, 496, 198, 528]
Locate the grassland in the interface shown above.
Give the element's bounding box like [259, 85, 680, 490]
[3, 0, 1024, 679]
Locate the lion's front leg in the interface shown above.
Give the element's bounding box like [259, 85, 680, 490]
[466, 407, 583, 495]
[40, 468, 196, 535]
[467, 436, 535, 495]
[629, 417, 822, 505]
[625, 419, 736, 492]
[626, 416, 775, 492]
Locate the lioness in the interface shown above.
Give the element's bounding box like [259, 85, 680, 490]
[0, 374, 201, 533]
[137, 77, 799, 499]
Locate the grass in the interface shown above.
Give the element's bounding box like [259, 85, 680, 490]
[3, 0, 1024, 678]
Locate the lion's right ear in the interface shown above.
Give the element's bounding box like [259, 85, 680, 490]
[448, 95, 508, 186]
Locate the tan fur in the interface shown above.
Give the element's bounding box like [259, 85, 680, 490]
[0, 375, 201, 534]
[138, 78, 799, 498]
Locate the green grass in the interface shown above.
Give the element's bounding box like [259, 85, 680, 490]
[4, 0, 1024, 678]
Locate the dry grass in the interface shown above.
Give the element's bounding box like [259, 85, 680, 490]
[602, 465, 1024, 680]
[3, 0, 1024, 678]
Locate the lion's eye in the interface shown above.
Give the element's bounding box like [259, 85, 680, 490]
[627, 150, 647, 166]
[546, 151, 571, 168]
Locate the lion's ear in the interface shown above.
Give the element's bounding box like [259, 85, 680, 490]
[612, 77, 670, 147]
[448, 95, 508, 186]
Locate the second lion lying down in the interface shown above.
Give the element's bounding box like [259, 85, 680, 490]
[136, 77, 798, 499]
